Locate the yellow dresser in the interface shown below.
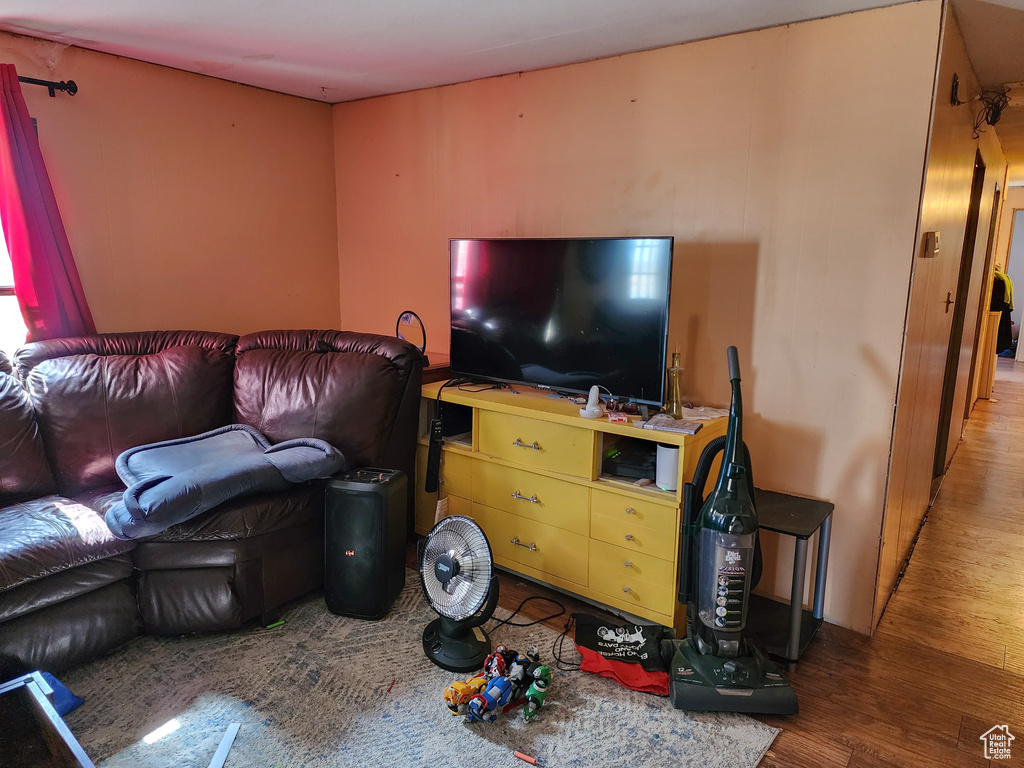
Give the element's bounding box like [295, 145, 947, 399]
[415, 381, 725, 630]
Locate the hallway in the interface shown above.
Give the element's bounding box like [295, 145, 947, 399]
[761, 358, 1024, 766]
[452, 359, 1024, 766]
[878, 358, 1024, 674]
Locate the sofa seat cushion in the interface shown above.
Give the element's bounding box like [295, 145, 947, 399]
[0, 495, 135, 593]
[0, 552, 133, 623]
[135, 487, 323, 575]
[79, 482, 323, 546]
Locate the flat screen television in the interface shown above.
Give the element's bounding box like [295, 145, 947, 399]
[449, 237, 673, 405]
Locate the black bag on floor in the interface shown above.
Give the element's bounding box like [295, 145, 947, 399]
[569, 614, 671, 695]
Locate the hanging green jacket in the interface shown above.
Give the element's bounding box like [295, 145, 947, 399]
[994, 269, 1014, 311]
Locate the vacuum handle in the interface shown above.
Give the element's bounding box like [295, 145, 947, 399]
[727, 346, 741, 382]
[678, 481, 698, 605]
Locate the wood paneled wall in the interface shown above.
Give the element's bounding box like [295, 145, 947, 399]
[0, 33, 340, 335]
[334, 3, 944, 632]
[874, 5, 1007, 627]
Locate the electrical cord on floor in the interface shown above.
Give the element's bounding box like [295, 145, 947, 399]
[487, 595, 564, 630]
[552, 614, 582, 671]
[486, 595, 584, 670]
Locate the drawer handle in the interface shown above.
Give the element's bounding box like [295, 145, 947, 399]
[623, 586, 631, 594]
[512, 438, 541, 450]
[625, 507, 637, 515]
[511, 490, 540, 504]
[624, 560, 633, 568]
[511, 537, 537, 551]
[624, 534, 635, 542]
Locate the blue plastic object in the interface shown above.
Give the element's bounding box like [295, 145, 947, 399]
[40, 672, 83, 716]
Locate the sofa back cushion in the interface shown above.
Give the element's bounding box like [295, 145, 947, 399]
[16, 331, 239, 495]
[233, 330, 422, 469]
[0, 369, 55, 503]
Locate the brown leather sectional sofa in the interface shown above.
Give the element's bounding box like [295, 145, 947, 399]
[0, 329, 422, 675]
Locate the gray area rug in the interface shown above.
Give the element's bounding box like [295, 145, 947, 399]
[63, 577, 778, 767]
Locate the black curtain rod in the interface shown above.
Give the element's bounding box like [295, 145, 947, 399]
[18, 76, 77, 97]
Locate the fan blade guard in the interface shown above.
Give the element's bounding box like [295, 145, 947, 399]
[419, 515, 493, 621]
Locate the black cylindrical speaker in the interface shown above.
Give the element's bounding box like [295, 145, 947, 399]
[324, 468, 407, 620]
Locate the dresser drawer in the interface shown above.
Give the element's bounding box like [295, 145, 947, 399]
[589, 563, 676, 616]
[414, 445, 435, 534]
[415, 476, 474, 533]
[415, 446, 473, 533]
[439, 448, 473, 498]
[589, 539, 675, 586]
[472, 461, 588, 532]
[474, 503, 588, 586]
[590, 513, 677, 561]
[441, 494, 474, 520]
[590, 488, 677, 537]
[478, 411, 592, 478]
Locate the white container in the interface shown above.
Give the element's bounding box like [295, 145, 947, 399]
[656, 443, 680, 491]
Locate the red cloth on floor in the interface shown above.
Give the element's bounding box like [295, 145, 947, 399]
[577, 644, 670, 695]
[571, 614, 670, 696]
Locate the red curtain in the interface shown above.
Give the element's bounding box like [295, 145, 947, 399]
[0, 64, 95, 341]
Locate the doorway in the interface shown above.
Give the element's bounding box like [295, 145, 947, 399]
[964, 185, 1001, 412]
[934, 150, 986, 478]
[1007, 210, 1024, 363]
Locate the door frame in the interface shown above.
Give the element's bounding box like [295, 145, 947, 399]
[933, 149, 986, 478]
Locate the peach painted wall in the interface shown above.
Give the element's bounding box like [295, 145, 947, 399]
[874, 6, 1007, 628]
[0, 33, 339, 335]
[334, 2, 942, 632]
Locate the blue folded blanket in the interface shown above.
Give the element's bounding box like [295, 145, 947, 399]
[104, 424, 346, 540]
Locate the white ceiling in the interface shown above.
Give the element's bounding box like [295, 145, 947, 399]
[952, 0, 1024, 174]
[0, 0, 918, 104]
[5, 0, 1024, 173]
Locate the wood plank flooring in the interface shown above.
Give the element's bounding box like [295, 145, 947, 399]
[412, 359, 1024, 766]
[761, 359, 1024, 766]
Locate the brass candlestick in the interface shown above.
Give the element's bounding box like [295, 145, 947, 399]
[665, 351, 684, 419]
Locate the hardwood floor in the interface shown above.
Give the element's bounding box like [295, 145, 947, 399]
[416, 358, 1024, 767]
[762, 358, 1024, 766]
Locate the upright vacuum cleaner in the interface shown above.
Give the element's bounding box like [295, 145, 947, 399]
[664, 346, 798, 715]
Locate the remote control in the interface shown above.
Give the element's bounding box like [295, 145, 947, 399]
[424, 418, 443, 493]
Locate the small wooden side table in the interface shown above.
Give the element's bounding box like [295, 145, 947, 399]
[421, 352, 450, 384]
[745, 488, 834, 665]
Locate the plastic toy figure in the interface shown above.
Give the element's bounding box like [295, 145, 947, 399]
[523, 665, 552, 722]
[443, 675, 487, 715]
[505, 653, 530, 693]
[466, 675, 515, 723]
[483, 644, 510, 680]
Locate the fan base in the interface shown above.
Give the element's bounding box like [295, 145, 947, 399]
[422, 618, 492, 673]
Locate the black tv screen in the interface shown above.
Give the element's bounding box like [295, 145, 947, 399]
[449, 237, 673, 405]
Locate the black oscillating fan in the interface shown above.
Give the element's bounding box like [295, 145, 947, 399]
[419, 515, 500, 672]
